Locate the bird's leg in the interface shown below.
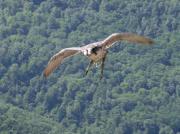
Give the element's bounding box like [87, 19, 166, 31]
[84, 60, 93, 76]
[100, 52, 108, 80]
[100, 59, 105, 80]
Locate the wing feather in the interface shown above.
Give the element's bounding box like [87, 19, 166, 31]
[101, 33, 154, 49]
[43, 47, 81, 77]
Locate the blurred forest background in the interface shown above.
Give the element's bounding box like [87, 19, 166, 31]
[0, 0, 180, 133]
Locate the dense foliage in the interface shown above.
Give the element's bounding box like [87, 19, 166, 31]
[0, 0, 180, 133]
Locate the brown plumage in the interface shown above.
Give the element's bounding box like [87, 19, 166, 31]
[43, 33, 154, 78]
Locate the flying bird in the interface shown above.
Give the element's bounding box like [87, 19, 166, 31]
[43, 33, 154, 79]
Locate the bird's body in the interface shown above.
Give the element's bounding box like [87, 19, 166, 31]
[43, 33, 154, 79]
[86, 46, 107, 62]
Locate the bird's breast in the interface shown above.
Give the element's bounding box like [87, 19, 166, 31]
[88, 49, 107, 62]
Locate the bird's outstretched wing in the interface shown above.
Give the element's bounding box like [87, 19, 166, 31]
[43, 47, 81, 77]
[101, 33, 154, 49]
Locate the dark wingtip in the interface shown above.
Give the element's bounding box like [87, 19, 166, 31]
[149, 39, 155, 44]
[145, 38, 155, 45]
[43, 70, 49, 78]
[43, 73, 47, 78]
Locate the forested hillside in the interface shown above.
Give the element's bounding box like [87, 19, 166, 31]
[0, 0, 180, 133]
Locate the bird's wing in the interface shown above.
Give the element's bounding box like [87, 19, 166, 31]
[82, 41, 102, 49]
[43, 47, 81, 77]
[101, 33, 154, 49]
